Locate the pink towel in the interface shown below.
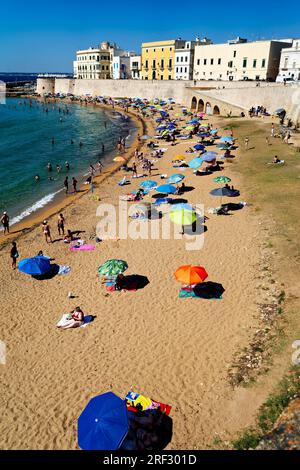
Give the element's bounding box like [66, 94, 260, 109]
[70, 244, 95, 252]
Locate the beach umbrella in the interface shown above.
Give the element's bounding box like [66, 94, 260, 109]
[199, 122, 209, 126]
[156, 184, 177, 194]
[185, 125, 195, 131]
[18, 256, 51, 276]
[220, 136, 233, 143]
[213, 176, 231, 184]
[167, 174, 185, 184]
[193, 282, 225, 299]
[140, 135, 152, 140]
[275, 108, 285, 115]
[188, 157, 203, 169]
[197, 132, 210, 137]
[113, 156, 126, 162]
[169, 209, 196, 226]
[202, 154, 217, 162]
[170, 203, 193, 211]
[216, 143, 230, 150]
[193, 144, 205, 151]
[210, 187, 233, 197]
[140, 180, 158, 190]
[78, 392, 129, 450]
[98, 259, 128, 277]
[173, 155, 185, 161]
[153, 197, 173, 205]
[174, 265, 208, 285]
[210, 129, 219, 134]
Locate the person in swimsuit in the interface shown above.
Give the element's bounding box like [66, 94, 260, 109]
[42, 220, 52, 243]
[1, 212, 9, 234]
[57, 213, 65, 236]
[57, 306, 84, 329]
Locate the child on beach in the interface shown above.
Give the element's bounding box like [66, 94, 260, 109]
[10, 242, 19, 269]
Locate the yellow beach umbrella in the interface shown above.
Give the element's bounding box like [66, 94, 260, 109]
[113, 156, 126, 162]
[173, 155, 185, 161]
[169, 209, 197, 226]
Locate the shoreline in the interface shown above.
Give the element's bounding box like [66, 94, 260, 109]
[0, 100, 145, 249]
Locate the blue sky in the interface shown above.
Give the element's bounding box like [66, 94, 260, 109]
[1, 0, 300, 72]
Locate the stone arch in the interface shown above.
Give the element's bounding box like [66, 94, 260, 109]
[191, 96, 197, 110]
[213, 105, 220, 115]
[205, 102, 212, 115]
[197, 99, 204, 112]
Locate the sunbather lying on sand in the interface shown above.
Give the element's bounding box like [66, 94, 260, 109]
[57, 306, 84, 329]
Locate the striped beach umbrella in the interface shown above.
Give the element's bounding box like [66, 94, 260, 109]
[213, 176, 231, 184]
[98, 259, 128, 277]
[188, 157, 203, 169]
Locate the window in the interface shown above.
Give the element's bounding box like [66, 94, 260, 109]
[168, 75, 172, 79]
[218, 58, 221, 65]
[233, 50, 236, 57]
[204, 59, 207, 65]
[197, 59, 200, 65]
[184, 67, 187, 73]
[262, 59, 266, 68]
[161, 59, 164, 68]
[180, 67, 182, 73]
[176, 56, 179, 62]
[153, 49, 155, 52]
[253, 59, 257, 68]
[145, 60, 148, 68]
[162, 48, 164, 51]
[284, 57, 288, 68]
[153, 60, 156, 68]
[169, 58, 172, 67]
[176, 67, 178, 72]
[211, 58, 214, 65]
[181, 57, 183, 62]
[187, 43, 190, 49]
[228, 61, 233, 68]
[243, 58, 247, 68]
[185, 56, 188, 62]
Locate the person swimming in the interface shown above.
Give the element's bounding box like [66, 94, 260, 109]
[47, 162, 52, 172]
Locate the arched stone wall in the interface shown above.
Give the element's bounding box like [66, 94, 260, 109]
[213, 105, 220, 115]
[191, 96, 197, 110]
[198, 99, 204, 112]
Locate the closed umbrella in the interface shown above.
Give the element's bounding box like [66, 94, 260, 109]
[18, 256, 51, 276]
[98, 259, 128, 277]
[167, 174, 185, 184]
[78, 392, 129, 450]
[174, 265, 208, 285]
[156, 184, 177, 194]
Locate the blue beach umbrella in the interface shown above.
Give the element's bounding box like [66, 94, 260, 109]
[78, 392, 129, 450]
[197, 132, 210, 137]
[210, 129, 219, 134]
[18, 256, 51, 276]
[188, 157, 203, 169]
[220, 136, 233, 143]
[193, 144, 205, 151]
[210, 187, 233, 197]
[156, 184, 177, 194]
[140, 180, 158, 190]
[167, 174, 185, 184]
[202, 152, 218, 162]
[170, 203, 193, 212]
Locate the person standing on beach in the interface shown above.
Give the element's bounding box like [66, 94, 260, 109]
[271, 123, 275, 137]
[132, 162, 137, 178]
[72, 177, 78, 193]
[57, 213, 65, 236]
[244, 137, 249, 150]
[64, 176, 69, 194]
[1, 212, 9, 234]
[10, 241, 19, 269]
[89, 164, 96, 175]
[97, 161, 103, 173]
[42, 220, 52, 244]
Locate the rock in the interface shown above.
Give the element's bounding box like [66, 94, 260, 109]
[257, 397, 300, 450]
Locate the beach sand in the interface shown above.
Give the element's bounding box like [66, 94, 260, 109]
[0, 105, 275, 449]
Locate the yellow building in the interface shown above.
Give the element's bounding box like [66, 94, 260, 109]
[141, 39, 186, 80]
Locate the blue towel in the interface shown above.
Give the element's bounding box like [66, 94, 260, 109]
[179, 289, 222, 299]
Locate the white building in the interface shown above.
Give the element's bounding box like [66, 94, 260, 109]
[174, 38, 212, 80]
[130, 55, 141, 79]
[112, 55, 131, 79]
[74, 42, 112, 79]
[277, 39, 300, 82]
[193, 39, 292, 81]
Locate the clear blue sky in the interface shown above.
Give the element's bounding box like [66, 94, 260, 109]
[1, 0, 300, 72]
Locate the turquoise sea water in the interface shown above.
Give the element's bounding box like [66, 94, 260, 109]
[0, 98, 137, 225]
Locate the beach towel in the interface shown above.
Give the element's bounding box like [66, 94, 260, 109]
[120, 194, 136, 201]
[179, 289, 222, 299]
[80, 315, 94, 328]
[57, 265, 71, 275]
[125, 391, 171, 415]
[70, 244, 95, 252]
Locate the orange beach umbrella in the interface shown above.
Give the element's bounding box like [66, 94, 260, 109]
[174, 265, 208, 285]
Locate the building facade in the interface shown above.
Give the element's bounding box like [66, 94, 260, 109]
[75, 42, 112, 79]
[277, 39, 300, 82]
[141, 39, 186, 80]
[112, 55, 131, 79]
[130, 55, 142, 79]
[174, 41, 195, 80]
[193, 39, 292, 81]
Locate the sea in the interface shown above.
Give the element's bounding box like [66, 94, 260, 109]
[0, 97, 138, 226]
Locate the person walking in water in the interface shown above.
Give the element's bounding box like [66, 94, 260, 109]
[1, 212, 9, 234]
[72, 177, 78, 193]
[47, 162, 52, 172]
[10, 241, 19, 269]
[102, 142, 105, 154]
[42, 220, 52, 244]
[65, 161, 70, 171]
[57, 213, 65, 236]
[64, 176, 69, 194]
[98, 160, 103, 173]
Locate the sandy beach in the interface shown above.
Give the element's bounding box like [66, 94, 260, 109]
[0, 102, 291, 449]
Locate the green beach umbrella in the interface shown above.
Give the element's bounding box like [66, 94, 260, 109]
[185, 125, 195, 130]
[98, 259, 128, 277]
[213, 176, 231, 184]
[169, 209, 197, 226]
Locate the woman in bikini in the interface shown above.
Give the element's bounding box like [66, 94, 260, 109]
[42, 220, 52, 244]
